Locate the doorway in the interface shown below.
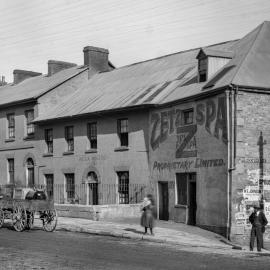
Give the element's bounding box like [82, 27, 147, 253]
[188, 174, 197, 225]
[87, 172, 98, 205]
[158, 181, 169, 220]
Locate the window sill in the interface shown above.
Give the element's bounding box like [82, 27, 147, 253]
[5, 138, 15, 143]
[63, 151, 74, 156]
[174, 204, 187, 209]
[43, 153, 53, 157]
[23, 135, 35, 140]
[85, 149, 98, 154]
[114, 146, 129, 152]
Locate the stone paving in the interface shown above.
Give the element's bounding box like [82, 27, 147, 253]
[55, 217, 244, 251]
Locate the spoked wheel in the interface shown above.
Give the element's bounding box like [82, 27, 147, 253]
[0, 208, 4, 228]
[25, 211, 34, 230]
[12, 204, 27, 232]
[42, 210, 58, 232]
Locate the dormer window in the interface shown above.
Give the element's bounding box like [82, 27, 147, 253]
[196, 48, 233, 84]
[198, 57, 208, 82]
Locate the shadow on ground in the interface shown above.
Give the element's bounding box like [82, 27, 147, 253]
[124, 228, 144, 234]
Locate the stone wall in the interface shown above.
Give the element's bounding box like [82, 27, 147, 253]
[55, 203, 141, 221]
[231, 91, 270, 244]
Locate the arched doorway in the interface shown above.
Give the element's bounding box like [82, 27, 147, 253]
[26, 158, 35, 187]
[87, 171, 98, 205]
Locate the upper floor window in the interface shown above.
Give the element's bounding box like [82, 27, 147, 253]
[183, 109, 194, 125]
[8, 158, 15, 184]
[198, 57, 207, 82]
[117, 119, 128, 147]
[87, 122, 97, 149]
[25, 110, 35, 136]
[7, 113, 15, 139]
[65, 126, 74, 152]
[45, 129, 53, 154]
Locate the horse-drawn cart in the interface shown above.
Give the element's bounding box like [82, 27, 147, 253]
[0, 186, 57, 232]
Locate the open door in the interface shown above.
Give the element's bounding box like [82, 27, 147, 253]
[158, 181, 169, 220]
[188, 174, 196, 225]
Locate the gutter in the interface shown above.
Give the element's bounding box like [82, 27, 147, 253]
[0, 98, 36, 109]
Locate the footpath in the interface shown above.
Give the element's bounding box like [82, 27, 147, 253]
[55, 217, 270, 255]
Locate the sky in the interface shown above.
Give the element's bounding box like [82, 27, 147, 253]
[1, 0, 270, 83]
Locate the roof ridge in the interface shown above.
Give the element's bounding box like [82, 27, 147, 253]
[116, 39, 238, 70]
[230, 22, 265, 84]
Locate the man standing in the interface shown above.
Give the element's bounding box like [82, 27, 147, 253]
[249, 206, 268, 252]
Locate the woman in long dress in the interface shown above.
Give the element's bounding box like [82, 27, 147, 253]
[140, 194, 155, 235]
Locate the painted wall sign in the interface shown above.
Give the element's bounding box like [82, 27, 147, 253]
[153, 158, 225, 172]
[150, 96, 227, 158]
[79, 155, 106, 162]
[196, 96, 227, 143]
[153, 160, 193, 171]
[175, 125, 197, 158]
[239, 157, 267, 164]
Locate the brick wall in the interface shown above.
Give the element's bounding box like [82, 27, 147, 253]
[231, 91, 270, 244]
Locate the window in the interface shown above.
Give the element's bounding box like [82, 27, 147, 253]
[198, 57, 207, 82]
[117, 119, 128, 147]
[25, 110, 35, 136]
[183, 109, 194, 125]
[65, 126, 74, 152]
[7, 113, 15, 139]
[45, 129, 53, 154]
[117, 171, 129, 204]
[45, 174, 54, 199]
[65, 173, 75, 203]
[87, 122, 97, 149]
[176, 173, 188, 205]
[8, 159, 14, 184]
[26, 158, 34, 187]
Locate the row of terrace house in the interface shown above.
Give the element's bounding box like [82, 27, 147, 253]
[2, 21, 270, 242]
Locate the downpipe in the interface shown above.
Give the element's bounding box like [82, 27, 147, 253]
[226, 86, 237, 240]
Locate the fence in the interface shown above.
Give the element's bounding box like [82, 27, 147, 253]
[0, 183, 147, 206]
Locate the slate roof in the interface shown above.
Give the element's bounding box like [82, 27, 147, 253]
[34, 40, 237, 122]
[0, 65, 87, 107]
[202, 21, 270, 90]
[23, 21, 270, 122]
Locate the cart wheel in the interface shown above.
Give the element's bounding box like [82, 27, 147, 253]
[12, 204, 27, 232]
[42, 210, 58, 232]
[25, 211, 34, 230]
[0, 208, 4, 228]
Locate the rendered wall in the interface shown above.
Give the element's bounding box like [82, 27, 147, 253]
[149, 93, 228, 235]
[35, 110, 150, 202]
[0, 103, 41, 186]
[231, 91, 270, 244]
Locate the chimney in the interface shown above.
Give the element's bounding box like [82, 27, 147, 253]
[0, 76, 7, 86]
[48, 60, 77, 76]
[83, 46, 109, 73]
[13, 70, 42, 84]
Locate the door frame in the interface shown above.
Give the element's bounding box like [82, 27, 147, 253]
[158, 181, 169, 221]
